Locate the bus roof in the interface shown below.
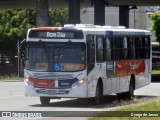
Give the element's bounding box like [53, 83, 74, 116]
[28, 24, 151, 38]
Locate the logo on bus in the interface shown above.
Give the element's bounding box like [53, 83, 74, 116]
[129, 64, 139, 71]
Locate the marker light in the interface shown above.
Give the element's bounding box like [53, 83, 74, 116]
[25, 78, 34, 87]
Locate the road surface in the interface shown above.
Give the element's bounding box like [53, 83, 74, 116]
[0, 81, 160, 119]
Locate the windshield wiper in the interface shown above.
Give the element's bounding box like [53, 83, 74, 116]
[39, 40, 50, 58]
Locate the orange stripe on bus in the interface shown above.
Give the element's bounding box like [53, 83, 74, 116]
[28, 76, 55, 88]
[115, 60, 145, 77]
[33, 27, 59, 30]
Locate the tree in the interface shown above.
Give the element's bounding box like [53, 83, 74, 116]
[148, 12, 160, 43]
[49, 8, 68, 26]
[0, 9, 35, 55]
[0, 9, 68, 55]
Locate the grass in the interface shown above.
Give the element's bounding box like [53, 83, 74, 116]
[0, 74, 23, 81]
[89, 97, 160, 120]
[152, 70, 160, 75]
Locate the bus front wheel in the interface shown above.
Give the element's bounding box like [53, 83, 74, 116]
[40, 97, 50, 105]
[93, 82, 102, 104]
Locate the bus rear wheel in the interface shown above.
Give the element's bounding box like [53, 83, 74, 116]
[40, 97, 50, 105]
[117, 78, 135, 100]
[126, 78, 135, 100]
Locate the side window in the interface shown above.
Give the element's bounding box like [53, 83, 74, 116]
[135, 37, 143, 59]
[106, 37, 112, 61]
[140, 37, 144, 58]
[96, 36, 105, 62]
[128, 37, 135, 59]
[87, 35, 95, 74]
[123, 37, 128, 59]
[112, 37, 123, 60]
[144, 37, 151, 59]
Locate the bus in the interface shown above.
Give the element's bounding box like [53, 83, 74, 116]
[20, 24, 151, 105]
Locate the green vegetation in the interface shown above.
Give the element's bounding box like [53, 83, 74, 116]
[89, 97, 160, 120]
[0, 9, 68, 56]
[0, 9, 34, 55]
[148, 12, 160, 43]
[0, 74, 23, 81]
[152, 70, 160, 74]
[49, 8, 68, 26]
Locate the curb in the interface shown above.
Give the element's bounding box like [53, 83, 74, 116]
[3, 80, 23, 82]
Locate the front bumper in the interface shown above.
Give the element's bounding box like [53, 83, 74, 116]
[24, 81, 87, 98]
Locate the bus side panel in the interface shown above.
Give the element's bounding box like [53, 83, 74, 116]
[106, 61, 130, 94]
[105, 78, 112, 94]
[119, 76, 130, 93]
[135, 59, 151, 89]
[114, 59, 150, 92]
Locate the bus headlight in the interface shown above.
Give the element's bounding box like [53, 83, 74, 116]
[25, 78, 34, 87]
[72, 79, 84, 89]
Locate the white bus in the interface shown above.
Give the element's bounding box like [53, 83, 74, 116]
[20, 24, 151, 105]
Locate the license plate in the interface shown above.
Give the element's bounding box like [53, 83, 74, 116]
[47, 90, 57, 94]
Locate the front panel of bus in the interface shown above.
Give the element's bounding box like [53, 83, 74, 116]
[24, 28, 88, 98]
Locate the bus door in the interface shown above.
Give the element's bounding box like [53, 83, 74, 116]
[86, 35, 95, 75]
[86, 35, 95, 97]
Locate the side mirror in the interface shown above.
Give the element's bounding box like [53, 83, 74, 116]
[20, 39, 27, 67]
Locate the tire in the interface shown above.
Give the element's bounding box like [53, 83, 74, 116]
[126, 79, 134, 100]
[40, 97, 50, 105]
[93, 82, 102, 104]
[117, 78, 135, 100]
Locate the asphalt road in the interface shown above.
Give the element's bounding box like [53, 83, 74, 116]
[0, 80, 160, 120]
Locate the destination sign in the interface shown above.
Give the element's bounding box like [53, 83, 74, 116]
[28, 30, 84, 39]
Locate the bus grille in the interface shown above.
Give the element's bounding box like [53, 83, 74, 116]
[35, 88, 69, 95]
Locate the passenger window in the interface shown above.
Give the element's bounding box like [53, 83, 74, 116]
[112, 37, 123, 60]
[128, 37, 136, 59]
[145, 37, 150, 58]
[96, 36, 105, 62]
[135, 37, 142, 59]
[106, 37, 112, 61]
[123, 37, 128, 59]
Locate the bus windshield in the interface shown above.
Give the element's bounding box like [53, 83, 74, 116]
[25, 42, 86, 72]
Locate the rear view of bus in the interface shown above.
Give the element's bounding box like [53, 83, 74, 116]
[23, 26, 87, 105]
